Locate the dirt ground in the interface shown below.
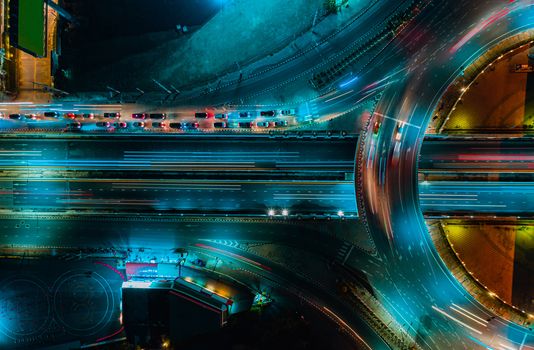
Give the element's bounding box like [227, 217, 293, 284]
[443, 223, 516, 303]
[444, 46, 532, 132]
[69, 0, 327, 91]
[442, 222, 533, 313]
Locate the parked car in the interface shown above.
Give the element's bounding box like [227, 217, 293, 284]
[133, 121, 146, 128]
[239, 112, 251, 118]
[82, 113, 95, 119]
[213, 122, 227, 128]
[256, 121, 270, 128]
[169, 122, 182, 129]
[280, 109, 296, 116]
[195, 112, 209, 118]
[44, 111, 60, 118]
[239, 122, 254, 128]
[8, 114, 23, 120]
[115, 122, 128, 129]
[66, 121, 82, 131]
[274, 120, 288, 127]
[152, 122, 166, 128]
[26, 114, 38, 120]
[96, 121, 111, 128]
[132, 113, 148, 119]
[103, 112, 121, 119]
[260, 110, 276, 117]
[215, 113, 228, 119]
[149, 113, 166, 119]
[184, 122, 199, 129]
[64, 112, 76, 119]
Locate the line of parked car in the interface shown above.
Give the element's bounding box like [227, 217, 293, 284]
[2, 109, 295, 130]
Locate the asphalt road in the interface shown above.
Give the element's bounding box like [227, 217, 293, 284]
[354, 0, 534, 349]
[420, 181, 534, 215]
[1, 179, 356, 216]
[420, 139, 534, 172]
[3, 0, 534, 349]
[0, 136, 357, 216]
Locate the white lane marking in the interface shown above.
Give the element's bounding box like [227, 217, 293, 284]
[432, 305, 482, 335]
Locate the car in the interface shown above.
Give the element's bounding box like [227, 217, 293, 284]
[215, 113, 228, 119]
[373, 121, 381, 135]
[191, 259, 206, 267]
[169, 122, 182, 129]
[239, 122, 254, 128]
[0, 113, 4, 119]
[184, 122, 199, 129]
[274, 120, 288, 127]
[256, 121, 270, 128]
[280, 109, 296, 116]
[64, 112, 76, 119]
[239, 112, 251, 118]
[260, 110, 277, 117]
[25, 114, 38, 120]
[152, 122, 166, 128]
[133, 121, 146, 128]
[213, 122, 227, 128]
[66, 121, 82, 131]
[195, 112, 209, 118]
[149, 113, 166, 119]
[395, 122, 404, 141]
[103, 112, 121, 119]
[132, 113, 148, 119]
[115, 122, 128, 129]
[96, 121, 111, 128]
[44, 111, 60, 118]
[8, 114, 23, 120]
[82, 113, 95, 119]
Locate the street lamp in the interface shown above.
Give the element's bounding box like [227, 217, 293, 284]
[268, 209, 275, 217]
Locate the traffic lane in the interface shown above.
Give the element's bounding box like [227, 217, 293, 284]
[419, 182, 534, 214]
[0, 136, 357, 163]
[2, 180, 357, 215]
[419, 139, 534, 171]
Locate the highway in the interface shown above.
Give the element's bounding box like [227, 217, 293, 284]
[420, 138, 534, 172]
[420, 181, 534, 215]
[419, 139, 534, 215]
[0, 136, 357, 217]
[0, 179, 356, 215]
[2, 0, 533, 349]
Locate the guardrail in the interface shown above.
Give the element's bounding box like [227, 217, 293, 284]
[0, 128, 356, 139]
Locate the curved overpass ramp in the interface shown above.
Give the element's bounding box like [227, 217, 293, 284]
[355, 1, 534, 349]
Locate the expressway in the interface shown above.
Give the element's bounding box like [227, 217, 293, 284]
[356, 0, 534, 349]
[0, 136, 357, 217]
[419, 138, 534, 215]
[420, 181, 534, 215]
[420, 138, 534, 172]
[2, 0, 533, 349]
